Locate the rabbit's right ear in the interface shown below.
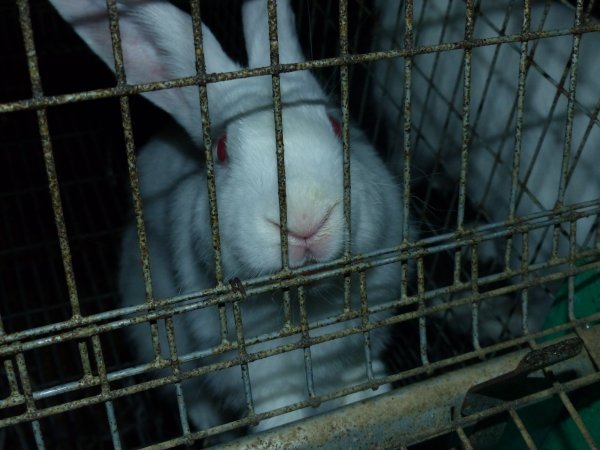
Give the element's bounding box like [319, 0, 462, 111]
[242, 0, 325, 102]
[48, 0, 241, 145]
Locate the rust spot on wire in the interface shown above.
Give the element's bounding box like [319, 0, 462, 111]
[229, 278, 247, 299]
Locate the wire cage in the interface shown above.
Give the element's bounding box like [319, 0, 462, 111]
[1, 0, 599, 449]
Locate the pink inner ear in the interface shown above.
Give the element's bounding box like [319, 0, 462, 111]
[329, 115, 342, 138]
[216, 134, 228, 163]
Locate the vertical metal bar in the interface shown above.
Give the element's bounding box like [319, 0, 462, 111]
[451, 0, 475, 292]
[298, 286, 316, 399]
[505, 0, 531, 268]
[551, 226, 561, 263]
[4, 359, 20, 398]
[557, 0, 584, 208]
[105, 400, 123, 450]
[568, 220, 577, 321]
[400, 255, 409, 305]
[585, 0, 597, 21]
[520, 288, 530, 336]
[417, 257, 429, 365]
[338, 0, 353, 313]
[359, 271, 374, 380]
[165, 316, 191, 437]
[232, 300, 255, 418]
[218, 305, 230, 344]
[402, 0, 414, 243]
[31, 420, 46, 450]
[456, 0, 475, 232]
[516, 2, 567, 219]
[470, 243, 480, 350]
[266, 0, 290, 271]
[15, 353, 46, 450]
[264, 0, 294, 320]
[0, 300, 5, 336]
[189, 0, 225, 285]
[561, 0, 585, 324]
[174, 383, 192, 438]
[507, 0, 535, 327]
[558, 390, 598, 450]
[188, 0, 234, 375]
[16, 0, 81, 319]
[454, 249, 463, 286]
[91, 334, 122, 449]
[509, 408, 538, 450]
[597, 214, 600, 250]
[467, 9, 519, 223]
[338, 0, 351, 259]
[521, 230, 530, 334]
[104, 0, 162, 359]
[78, 341, 93, 378]
[282, 292, 293, 331]
[456, 426, 474, 450]
[104, 0, 152, 298]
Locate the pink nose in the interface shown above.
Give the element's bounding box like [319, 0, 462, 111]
[287, 213, 334, 264]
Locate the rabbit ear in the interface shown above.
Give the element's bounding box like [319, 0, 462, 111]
[48, 0, 241, 144]
[243, 0, 305, 67]
[242, 0, 325, 102]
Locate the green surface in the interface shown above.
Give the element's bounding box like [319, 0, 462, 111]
[492, 267, 600, 450]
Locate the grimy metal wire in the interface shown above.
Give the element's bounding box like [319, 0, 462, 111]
[213, 338, 600, 450]
[1, 0, 600, 449]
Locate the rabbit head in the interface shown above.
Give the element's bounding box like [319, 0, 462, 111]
[49, 0, 403, 279]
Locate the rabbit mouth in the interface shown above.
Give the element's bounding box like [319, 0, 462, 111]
[268, 204, 342, 267]
[287, 234, 337, 267]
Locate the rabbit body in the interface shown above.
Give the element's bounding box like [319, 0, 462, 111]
[119, 108, 403, 432]
[373, 0, 600, 339]
[49, 0, 406, 436]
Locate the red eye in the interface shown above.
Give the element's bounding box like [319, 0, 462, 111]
[216, 134, 228, 163]
[329, 115, 342, 138]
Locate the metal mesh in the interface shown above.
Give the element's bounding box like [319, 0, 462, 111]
[0, 0, 599, 449]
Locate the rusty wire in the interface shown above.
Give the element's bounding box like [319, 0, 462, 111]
[1, 0, 600, 448]
[1, 23, 599, 116]
[0, 199, 598, 358]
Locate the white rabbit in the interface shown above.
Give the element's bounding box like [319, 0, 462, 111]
[49, 0, 406, 440]
[372, 0, 600, 340]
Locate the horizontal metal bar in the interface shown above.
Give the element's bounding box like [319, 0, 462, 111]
[3, 293, 599, 431]
[1, 244, 598, 368]
[0, 24, 598, 114]
[1, 199, 598, 351]
[193, 335, 599, 449]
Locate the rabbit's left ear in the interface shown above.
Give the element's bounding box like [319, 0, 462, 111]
[243, 0, 305, 67]
[48, 0, 243, 144]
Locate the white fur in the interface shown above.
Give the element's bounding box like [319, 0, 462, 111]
[50, 0, 406, 437]
[373, 0, 600, 339]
